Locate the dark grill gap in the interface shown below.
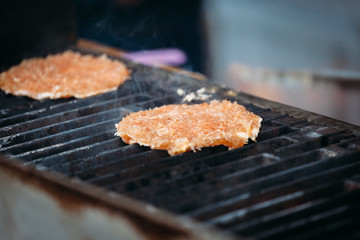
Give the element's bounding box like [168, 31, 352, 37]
[1, 61, 360, 240]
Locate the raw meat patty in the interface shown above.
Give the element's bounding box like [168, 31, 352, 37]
[0, 51, 130, 99]
[115, 100, 262, 155]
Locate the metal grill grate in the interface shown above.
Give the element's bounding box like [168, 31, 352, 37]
[1, 61, 360, 239]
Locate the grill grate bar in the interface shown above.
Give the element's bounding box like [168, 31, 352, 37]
[79, 146, 228, 183]
[0, 119, 119, 155]
[105, 134, 295, 193]
[0, 109, 125, 148]
[26, 138, 126, 167]
[189, 160, 360, 221]
[0, 95, 178, 149]
[0, 81, 154, 127]
[209, 181, 347, 227]
[113, 127, 343, 199]
[87, 116, 306, 186]
[86, 124, 294, 186]
[132, 146, 359, 213]
[15, 130, 115, 161]
[0, 93, 68, 118]
[254, 204, 360, 240]
[76, 113, 297, 186]
[231, 188, 360, 237]
[0, 94, 151, 137]
[51, 144, 152, 175]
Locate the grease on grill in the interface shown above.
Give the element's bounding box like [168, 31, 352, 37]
[115, 100, 262, 155]
[177, 87, 215, 102]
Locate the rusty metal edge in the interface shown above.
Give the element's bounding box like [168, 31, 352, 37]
[0, 154, 242, 240]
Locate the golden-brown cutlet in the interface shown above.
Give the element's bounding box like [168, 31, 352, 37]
[115, 100, 262, 156]
[0, 50, 130, 99]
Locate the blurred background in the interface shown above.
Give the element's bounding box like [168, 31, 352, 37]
[1, 0, 359, 125]
[204, 0, 360, 126]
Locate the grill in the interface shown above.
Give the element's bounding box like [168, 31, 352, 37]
[1, 49, 360, 240]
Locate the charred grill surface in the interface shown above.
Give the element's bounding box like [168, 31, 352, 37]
[1, 62, 360, 240]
